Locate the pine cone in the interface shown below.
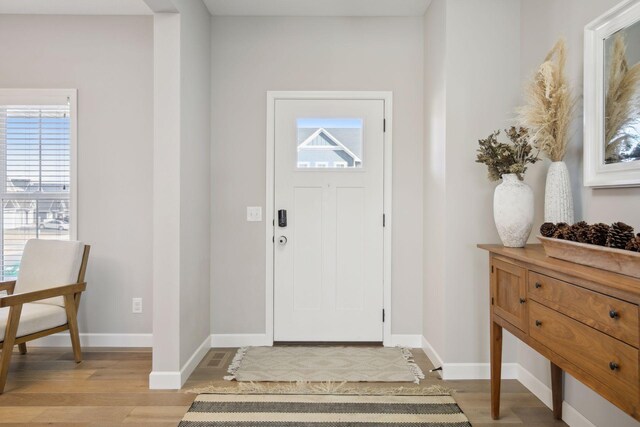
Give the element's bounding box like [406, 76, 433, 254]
[576, 227, 591, 244]
[587, 223, 610, 246]
[606, 222, 635, 249]
[540, 222, 557, 238]
[556, 222, 570, 230]
[553, 227, 577, 241]
[570, 221, 588, 240]
[626, 236, 640, 252]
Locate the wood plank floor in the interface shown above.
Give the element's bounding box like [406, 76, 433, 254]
[0, 346, 567, 426]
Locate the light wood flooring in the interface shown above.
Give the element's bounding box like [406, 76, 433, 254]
[0, 346, 567, 426]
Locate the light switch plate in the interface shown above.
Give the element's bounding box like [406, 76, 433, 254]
[247, 206, 262, 222]
[132, 298, 143, 314]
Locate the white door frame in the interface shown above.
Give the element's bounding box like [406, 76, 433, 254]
[265, 91, 393, 346]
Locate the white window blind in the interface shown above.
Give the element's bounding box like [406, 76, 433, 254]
[0, 101, 72, 279]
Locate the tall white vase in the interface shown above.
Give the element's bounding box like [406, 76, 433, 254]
[544, 161, 574, 224]
[494, 174, 534, 248]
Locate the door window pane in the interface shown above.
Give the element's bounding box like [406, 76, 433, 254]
[297, 118, 363, 169]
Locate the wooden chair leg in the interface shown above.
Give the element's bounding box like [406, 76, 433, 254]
[17, 343, 26, 355]
[0, 305, 23, 394]
[64, 294, 82, 363]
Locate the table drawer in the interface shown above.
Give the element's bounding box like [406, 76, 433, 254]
[529, 271, 639, 347]
[529, 301, 639, 399]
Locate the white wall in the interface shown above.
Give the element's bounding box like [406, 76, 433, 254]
[175, 0, 212, 369]
[151, 11, 181, 377]
[150, 0, 212, 386]
[422, 0, 523, 366]
[520, 1, 640, 425]
[210, 16, 425, 337]
[422, 0, 447, 362]
[0, 15, 154, 336]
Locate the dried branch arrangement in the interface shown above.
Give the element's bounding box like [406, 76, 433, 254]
[519, 39, 574, 161]
[604, 34, 640, 162]
[476, 127, 539, 181]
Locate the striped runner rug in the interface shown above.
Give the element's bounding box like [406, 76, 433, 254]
[179, 394, 471, 426]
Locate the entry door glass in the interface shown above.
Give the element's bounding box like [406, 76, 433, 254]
[274, 99, 385, 342]
[296, 118, 363, 169]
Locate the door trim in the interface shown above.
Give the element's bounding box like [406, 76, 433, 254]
[265, 91, 393, 346]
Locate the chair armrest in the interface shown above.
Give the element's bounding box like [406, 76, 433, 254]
[0, 282, 86, 308]
[0, 281, 16, 294]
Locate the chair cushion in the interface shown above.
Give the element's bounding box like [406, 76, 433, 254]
[0, 303, 67, 341]
[15, 239, 85, 307]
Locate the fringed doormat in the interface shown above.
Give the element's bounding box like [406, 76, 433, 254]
[224, 347, 425, 384]
[179, 394, 471, 426]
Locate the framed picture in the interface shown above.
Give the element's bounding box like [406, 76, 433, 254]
[584, 0, 640, 187]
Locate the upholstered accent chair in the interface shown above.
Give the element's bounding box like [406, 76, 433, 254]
[0, 239, 90, 393]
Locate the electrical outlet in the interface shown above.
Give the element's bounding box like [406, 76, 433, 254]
[132, 298, 143, 314]
[247, 206, 262, 222]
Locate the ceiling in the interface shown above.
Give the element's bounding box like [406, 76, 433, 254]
[203, 0, 433, 16]
[0, 0, 152, 15]
[0, 0, 432, 17]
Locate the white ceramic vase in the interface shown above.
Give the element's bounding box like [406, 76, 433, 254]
[544, 161, 574, 224]
[494, 174, 534, 248]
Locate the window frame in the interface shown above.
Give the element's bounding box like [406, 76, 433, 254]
[0, 89, 78, 242]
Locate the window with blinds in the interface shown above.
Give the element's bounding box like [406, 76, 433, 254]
[0, 99, 72, 280]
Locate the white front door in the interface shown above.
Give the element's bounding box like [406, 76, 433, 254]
[273, 98, 385, 342]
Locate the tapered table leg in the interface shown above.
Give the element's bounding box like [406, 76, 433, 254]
[490, 320, 503, 420]
[551, 362, 563, 420]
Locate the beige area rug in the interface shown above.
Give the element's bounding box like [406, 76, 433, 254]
[179, 393, 471, 426]
[187, 381, 450, 396]
[224, 346, 425, 384]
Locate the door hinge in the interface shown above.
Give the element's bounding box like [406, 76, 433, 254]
[382, 309, 385, 322]
[491, 265, 494, 273]
[491, 297, 494, 305]
[383, 119, 386, 133]
[383, 214, 386, 227]
[272, 236, 274, 243]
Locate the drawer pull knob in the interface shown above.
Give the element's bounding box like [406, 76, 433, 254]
[535, 282, 542, 289]
[535, 320, 542, 327]
[609, 310, 619, 319]
[519, 298, 526, 304]
[609, 362, 619, 371]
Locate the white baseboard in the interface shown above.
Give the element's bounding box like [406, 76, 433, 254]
[441, 362, 519, 380]
[516, 363, 553, 407]
[517, 364, 596, 427]
[211, 333, 271, 347]
[421, 336, 444, 370]
[28, 333, 152, 348]
[389, 334, 422, 348]
[149, 371, 181, 389]
[149, 334, 210, 390]
[419, 338, 594, 426]
[562, 402, 597, 427]
[421, 336, 518, 380]
[179, 335, 210, 386]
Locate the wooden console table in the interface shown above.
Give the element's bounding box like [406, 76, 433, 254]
[479, 244, 640, 421]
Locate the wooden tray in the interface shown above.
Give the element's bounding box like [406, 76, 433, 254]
[538, 236, 640, 279]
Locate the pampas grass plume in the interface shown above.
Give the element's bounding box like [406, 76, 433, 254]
[604, 34, 640, 161]
[519, 39, 575, 162]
